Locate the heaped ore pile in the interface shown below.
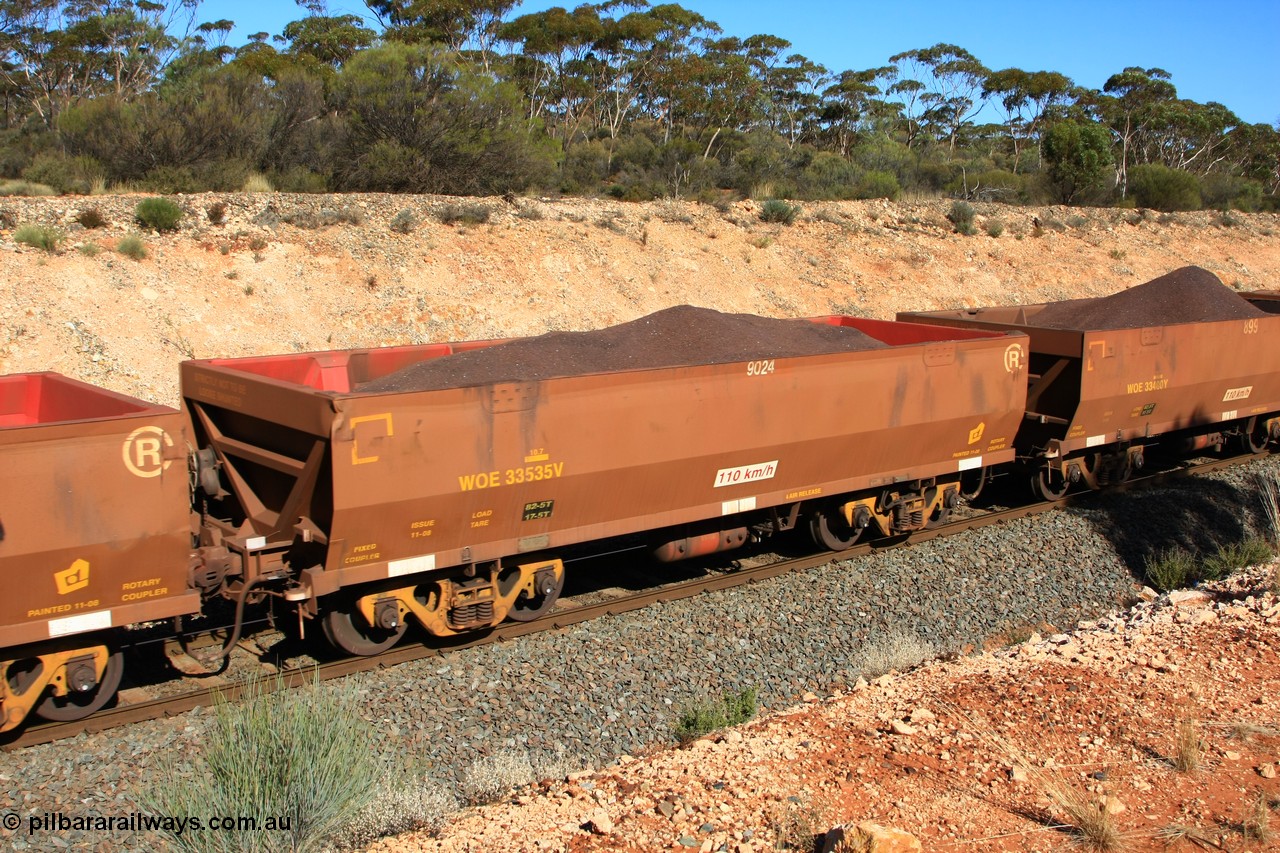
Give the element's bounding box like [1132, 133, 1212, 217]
[1032, 266, 1268, 330]
[358, 305, 887, 393]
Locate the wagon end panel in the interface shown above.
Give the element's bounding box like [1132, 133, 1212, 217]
[0, 375, 195, 648]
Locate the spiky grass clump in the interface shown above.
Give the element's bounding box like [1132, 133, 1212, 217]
[142, 674, 379, 853]
[14, 223, 63, 252]
[759, 198, 799, 225]
[134, 197, 183, 232]
[117, 233, 147, 260]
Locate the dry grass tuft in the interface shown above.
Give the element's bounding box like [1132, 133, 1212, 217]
[857, 631, 937, 679]
[460, 750, 536, 805]
[1243, 793, 1273, 842]
[1223, 721, 1280, 742]
[828, 824, 875, 852]
[1031, 773, 1126, 851]
[1172, 719, 1203, 774]
[1155, 823, 1213, 845]
[769, 795, 827, 852]
[945, 705, 1126, 851]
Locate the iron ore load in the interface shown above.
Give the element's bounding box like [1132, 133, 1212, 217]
[2, 267, 1278, 735]
[899, 266, 1280, 498]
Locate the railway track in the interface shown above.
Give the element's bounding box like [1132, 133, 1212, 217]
[3, 450, 1260, 751]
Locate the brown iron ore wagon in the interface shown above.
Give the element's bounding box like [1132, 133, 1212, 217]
[180, 308, 1029, 655]
[0, 373, 198, 732]
[899, 267, 1280, 499]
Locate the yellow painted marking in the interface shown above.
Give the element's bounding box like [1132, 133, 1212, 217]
[1086, 340, 1106, 372]
[524, 453, 550, 463]
[55, 559, 90, 595]
[968, 422, 986, 445]
[350, 413, 394, 465]
[122, 426, 173, 478]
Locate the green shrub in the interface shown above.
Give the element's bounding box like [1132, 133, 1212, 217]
[142, 675, 378, 853]
[984, 219, 1005, 238]
[20, 152, 101, 194]
[78, 242, 102, 257]
[134, 198, 183, 232]
[76, 207, 107, 229]
[673, 687, 757, 744]
[14, 223, 63, 252]
[389, 207, 419, 234]
[1128, 163, 1201, 211]
[854, 170, 901, 200]
[759, 198, 798, 225]
[116, 233, 147, 260]
[436, 202, 491, 226]
[273, 167, 329, 194]
[1201, 538, 1273, 580]
[1143, 545, 1198, 591]
[947, 200, 976, 235]
[1201, 174, 1264, 212]
[141, 166, 201, 194]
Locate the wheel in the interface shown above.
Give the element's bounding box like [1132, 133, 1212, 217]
[1241, 417, 1269, 454]
[321, 596, 407, 656]
[1032, 467, 1070, 501]
[36, 648, 124, 723]
[505, 566, 565, 622]
[925, 489, 957, 529]
[808, 505, 863, 551]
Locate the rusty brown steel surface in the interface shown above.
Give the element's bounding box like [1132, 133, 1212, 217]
[899, 305, 1280, 457]
[5, 449, 1256, 752]
[0, 373, 198, 650]
[181, 317, 1030, 594]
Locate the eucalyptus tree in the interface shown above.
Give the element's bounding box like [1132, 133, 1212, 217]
[365, 0, 518, 63]
[1096, 66, 1177, 195]
[982, 67, 1072, 170]
[0, 0, 202, 126]
[887, 43, 988, 151]
[815, 67, 893, 156]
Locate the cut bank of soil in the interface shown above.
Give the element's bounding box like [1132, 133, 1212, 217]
[357, 305, 886, 393]
[1033, 265, 1268, 329]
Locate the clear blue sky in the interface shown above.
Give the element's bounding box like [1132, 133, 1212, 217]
[219, 0, 1279, 126]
